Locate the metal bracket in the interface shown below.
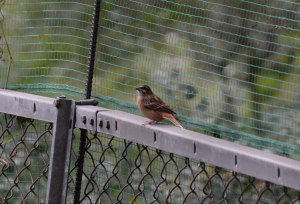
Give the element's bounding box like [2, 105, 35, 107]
[75, 99, 98, 106]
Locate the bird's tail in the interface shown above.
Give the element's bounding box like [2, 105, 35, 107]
[162, 113, 184, 129]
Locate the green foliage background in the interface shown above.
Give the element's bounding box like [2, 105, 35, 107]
[1, 0, 300, 203]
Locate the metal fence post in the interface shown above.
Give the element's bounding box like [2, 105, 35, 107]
[46, 97, 76, 204]
[73, 0, 102, 203]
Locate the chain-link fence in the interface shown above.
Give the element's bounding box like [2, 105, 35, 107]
[77, 131, 300, 203]
[0, 114, 51, 203]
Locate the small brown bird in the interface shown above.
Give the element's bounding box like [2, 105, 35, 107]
[136, 85, 184, 129]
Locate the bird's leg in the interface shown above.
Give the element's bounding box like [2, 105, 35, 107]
[142, 120, 157, 126]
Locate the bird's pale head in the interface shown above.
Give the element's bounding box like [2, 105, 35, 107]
[136, 85, 153, 97]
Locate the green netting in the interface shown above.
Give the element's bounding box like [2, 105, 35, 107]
[1, 0, 300, 159]
[0, 0, 94, 100]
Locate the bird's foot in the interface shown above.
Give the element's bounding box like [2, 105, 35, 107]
[142, 120, 157, 126]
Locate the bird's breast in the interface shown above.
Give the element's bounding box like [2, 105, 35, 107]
[137, 97, 164, 122]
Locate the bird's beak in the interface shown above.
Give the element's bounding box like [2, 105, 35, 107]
[136, 87, 140, 91]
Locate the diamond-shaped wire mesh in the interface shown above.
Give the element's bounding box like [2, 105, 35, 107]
[0, 114, 85, 204]
[67, 129, 83, 203]
[0, 113, 52, 203]
[74, 130, 300, 203]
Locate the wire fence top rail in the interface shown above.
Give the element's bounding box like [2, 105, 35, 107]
[74, 102, 300, 192]
[0, 89, 58, 123]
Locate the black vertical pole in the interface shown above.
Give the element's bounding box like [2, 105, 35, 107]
[73, 0, 101, 203]
[85, 0, 102, 100]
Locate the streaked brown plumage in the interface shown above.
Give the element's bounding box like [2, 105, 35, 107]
[136, 85, 184, 129]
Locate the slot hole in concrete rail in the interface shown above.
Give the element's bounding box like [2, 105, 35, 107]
[106, 120, 110, 130]
[235, 155, 237, 165]
[194, 143, 196, 154]
[115, 121, 118, 131]
[154, 132, 156, 142]
[34, 103, 36, 112]
[278, 168, 280, 178]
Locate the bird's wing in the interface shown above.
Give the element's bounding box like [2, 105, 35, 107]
[143, 94, 176, 114]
